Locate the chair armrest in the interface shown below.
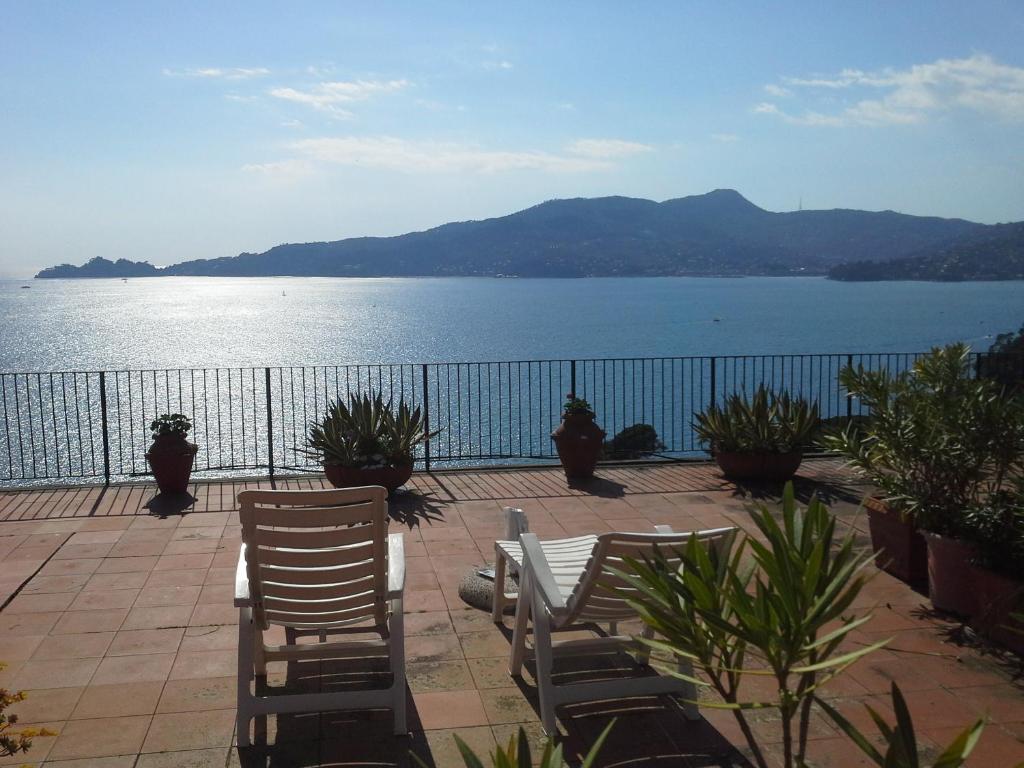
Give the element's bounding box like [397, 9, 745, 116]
[519, 533, 566, 612]
[387, 533, 405, 598]
[233, 543, 251, 607]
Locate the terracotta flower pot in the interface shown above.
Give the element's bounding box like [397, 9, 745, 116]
[713, 451, 803, 482]
[324, 462, 413, 494]
[924, 532, 978, 617]
[551, 413, 605, 480]
[864, 497, 928, 588]
[970, 566, 1024, 654]
[146, 436, 198, 494]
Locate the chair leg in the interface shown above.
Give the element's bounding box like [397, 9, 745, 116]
[676, 655, 700, 720]
[236, 607, 255, 748]
[491, 549, 507, 623]
[509, 570, 532, 676]
[390, 598, 407, 735]
[531, 591, 557, 736]
[253, 629, 267, 677]
[636, 624, 654, 666]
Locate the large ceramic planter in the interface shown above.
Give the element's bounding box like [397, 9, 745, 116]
[324, 462, 413, 494]
[551, 413, 605, 480]
[864, 497, 928, 588]
[970, 567, 1024, 655]
[924, 532, 978, 617]
[713, 451, 803, 482]
[146, 437, 198, 494]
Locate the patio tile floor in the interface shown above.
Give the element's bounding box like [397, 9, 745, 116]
[0, 459, 1021, 767]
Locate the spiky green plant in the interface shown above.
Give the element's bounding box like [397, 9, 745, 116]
[693, 386, 820, 454]
[300, 392, 438, 468]
[415, 723, 611, 768]
[612, 484, 882, 768]
[817, 682, 986, 768]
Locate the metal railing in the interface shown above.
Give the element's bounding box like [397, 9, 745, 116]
[1, 352, 1017, 486]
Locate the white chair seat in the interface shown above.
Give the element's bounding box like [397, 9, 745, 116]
[495, 534, 597, 605]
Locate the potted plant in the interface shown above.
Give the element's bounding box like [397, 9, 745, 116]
[551, 393, 605, 480]
[964, 487, 1024, 654]
[692, 385, 819, 482]
[146, 413, 198, 494]
[301, 393, 437, 494]
[823, 344, 1024, 611]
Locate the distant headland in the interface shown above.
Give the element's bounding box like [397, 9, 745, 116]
[36, 190, 1024, 281]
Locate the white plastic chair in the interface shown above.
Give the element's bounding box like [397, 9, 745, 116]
[234, 486, 406, 746]
[507, 525, 737, 735]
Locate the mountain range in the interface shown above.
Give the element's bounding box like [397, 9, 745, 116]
[36, 190, 1022, 281]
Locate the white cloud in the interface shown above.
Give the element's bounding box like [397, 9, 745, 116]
[759, 54, 1024, 127]
[711, 133, 740, 142]
[268, 79, 409, 117]
[482, 60, 514, 71]
[279, 136, 645, 173]
[566, 139, 653, 159]
[556, 102, 576, 111]
[764, 84, 792, 98]
[164, 67, 270, 80]
[241, 159, 314, 179]
[225, 94, 258, 103]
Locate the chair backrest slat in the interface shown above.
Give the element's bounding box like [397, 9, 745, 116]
[239, 486, 389, 629]
[566, 527, 736, 624]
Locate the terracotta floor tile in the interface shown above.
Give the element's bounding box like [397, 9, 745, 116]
[157, 676, 236, 713]
[91, 653, 175, 685]
[169, 649, 237, 680]
[153, 553, 214, 571]
[479, 686, 540, 725]
[84, 570, 150, 591]
[71, 681, 164, 719]
[96, 555, 159, 573]
[405, 611, 455, 637]
[20, 573, 90, 594]
[0, 718, 60, 764]
[142, 709, 236, 752]
[32, 632, 115, 660]
[417, 725, 497, 767]
[467, 656, 517, 690]
[0, 633, 45, 660]
[407, 633, 465, 663]
[108, 627, 185, 656]
[0, 611, 59, 636]
[47, 715, 151, 761]
[5, 686, 83, 723]
[12, 657, 100, 689]
[136, 747, 231, 768]
[412, 690, 490, 730]
[122, 604, 194, 630]
[459, 629, 513, 659]
[52, 608, 128, 635]
[4, 591, 77, 613]
[145, 568, 209, 588]
[67, 588, 140, 611]
[404, 589, 449, 613]
[189, 603, 237, 626]
[135, 584, 202, 608]
[178, 625, 237, 652]
[407, 660, 476, 693]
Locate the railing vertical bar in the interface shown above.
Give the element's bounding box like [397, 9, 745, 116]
[99, 371, 111, 485]
[265, 367, 274, 480]
[421, 364, 431, 471]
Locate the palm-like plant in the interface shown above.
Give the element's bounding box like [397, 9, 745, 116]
[419, 723, 611, 768]
[613, 484, 882, 768]
[693, 386, 820, 454]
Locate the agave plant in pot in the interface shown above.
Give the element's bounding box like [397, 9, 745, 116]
[301, 393, 438, 494]
[146, 413, 198, 494]
[693, 385, 819, 482]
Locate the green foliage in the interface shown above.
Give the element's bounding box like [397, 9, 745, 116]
[300, 392, 438, 468]
[817, 682, 985, 768]
[417, 723, 611, 768]
[821, 343, 1024, 536]
[613, 484, 879, 768]
[978, 323, 1024, 393]
[149, 413, 192, 440]
[1, 663, 54, 758]
[693, 386, 820, 454]
[562, 392, 593, 416]
[604, 423, 665, 459]
[962, 484, 1024, 579]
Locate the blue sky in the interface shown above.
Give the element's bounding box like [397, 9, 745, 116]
[2, 1, 1023, 277]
